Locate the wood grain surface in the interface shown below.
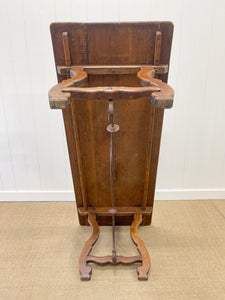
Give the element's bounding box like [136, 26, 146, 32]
[50, 22, 174, 225]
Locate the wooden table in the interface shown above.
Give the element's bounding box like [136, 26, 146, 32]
[49, 22, 174, 280]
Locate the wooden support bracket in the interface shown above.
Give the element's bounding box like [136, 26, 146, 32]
[78, 206, 152, 217]
[57, 64, 168, 76]
[49, 66, 174, 109]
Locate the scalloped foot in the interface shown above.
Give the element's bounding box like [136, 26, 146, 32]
[80, 265, 92, 281]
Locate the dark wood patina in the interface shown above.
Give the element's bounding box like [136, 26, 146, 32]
[49, 22, 174, 280]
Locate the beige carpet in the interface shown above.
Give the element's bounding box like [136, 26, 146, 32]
[0, 200, 224, 300]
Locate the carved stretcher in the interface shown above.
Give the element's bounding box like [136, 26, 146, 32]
[49, 22, 174, 280]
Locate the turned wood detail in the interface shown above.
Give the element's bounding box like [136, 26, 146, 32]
[79, 212, 150, 281]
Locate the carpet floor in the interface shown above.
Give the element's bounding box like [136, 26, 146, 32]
[0, 200, 224, 300]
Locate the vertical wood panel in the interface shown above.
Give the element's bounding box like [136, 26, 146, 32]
[119, 0, 152, 21]
[182, 0, 215, 188]
[22, 0, 56, 190]
[103, 0, 120, 21]
[153, 0, 183, 190]
[0, 2, 28, 190]
[150, 0, 167, 20]
[169, 0, 215, 189]
[41, 0, 73, 190]
[54, 0, 73, 21]
[87, 0, 104, 22]
[8, 0, 42, 190]
[0, 83, 15, 190]
[0, 0, 225, 198]
[203, 0, 225, 188]
[71, 0, 88, 22]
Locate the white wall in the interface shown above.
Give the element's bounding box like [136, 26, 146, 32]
[0, 0, 225, 201]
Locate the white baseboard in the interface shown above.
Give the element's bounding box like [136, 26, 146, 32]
[0, 189, 225, 202]
[155, 189, 225, 200]
[0, 191, 75, 202]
